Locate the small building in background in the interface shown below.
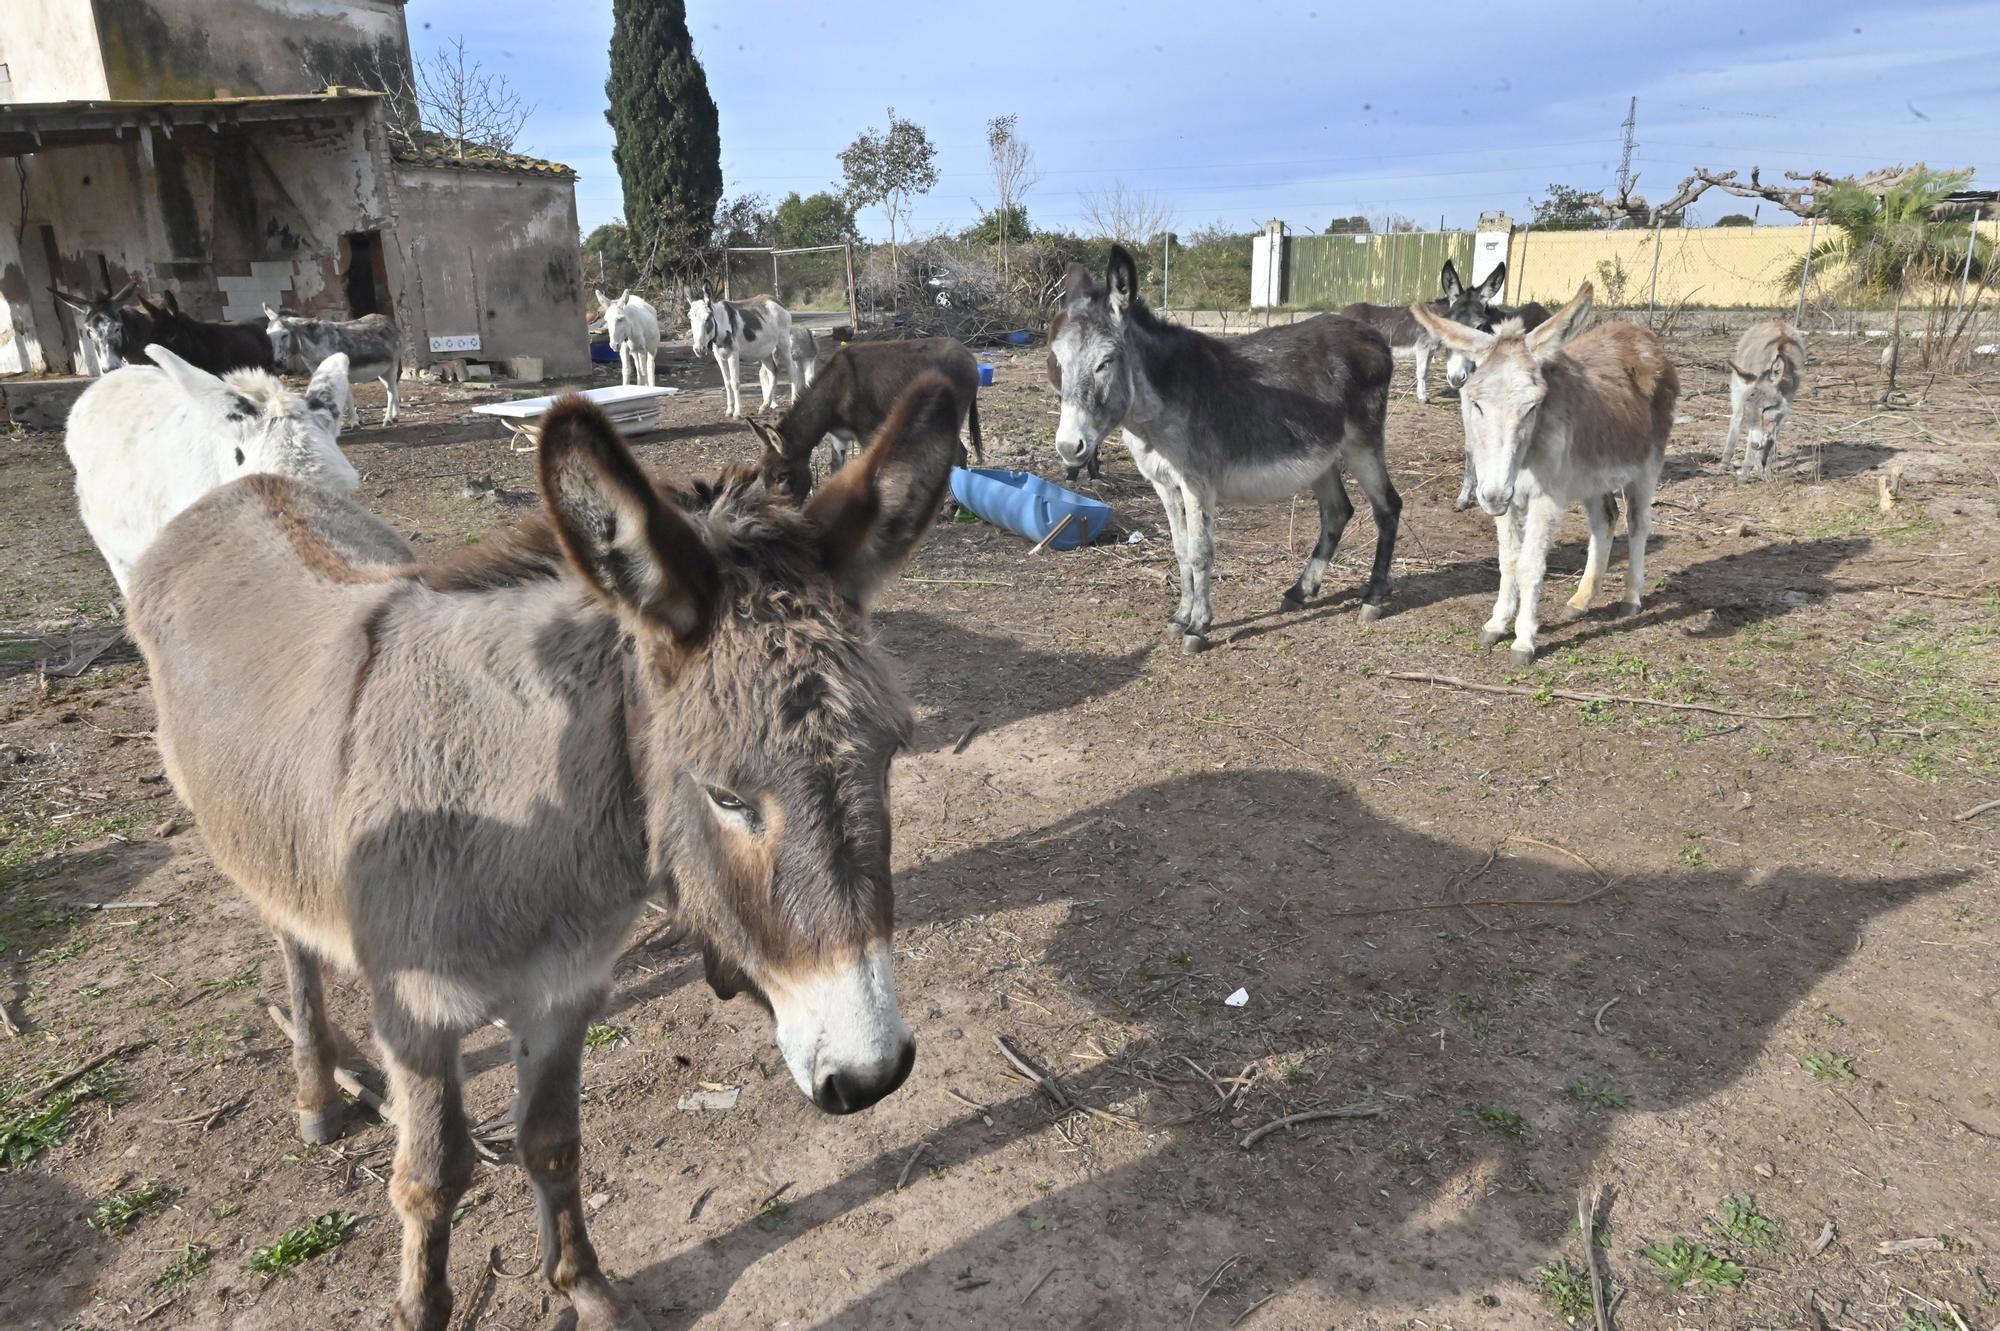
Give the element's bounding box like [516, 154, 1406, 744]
[0, 0, 587, 379]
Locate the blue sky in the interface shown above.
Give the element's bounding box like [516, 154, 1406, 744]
[403, 0, 1999, 239]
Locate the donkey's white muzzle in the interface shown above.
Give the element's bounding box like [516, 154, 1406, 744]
[770, 942, 915, 1115]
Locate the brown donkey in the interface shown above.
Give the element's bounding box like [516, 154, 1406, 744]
[127, 377, 966, 1330]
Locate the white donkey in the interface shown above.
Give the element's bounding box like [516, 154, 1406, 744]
[1721, 318, 1803, 481]
[595, 289, 660, 388]
[1414, 283, 1679, 664]
[688, 282, 798, 417]
[65, 344, 356, 592]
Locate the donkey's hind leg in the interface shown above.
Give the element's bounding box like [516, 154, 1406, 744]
[1344, 435, 1403, 621]
[1619, 471, 1658, 616]
[374, 999, 476, 1331]
[1283, 466, 1354, 609]
[1566, 494, 1616, 615]
[276, 933, 353, 1144]
[513, 995, 650, 1331]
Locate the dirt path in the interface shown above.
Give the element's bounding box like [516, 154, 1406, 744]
[2, 329, 1995, 1331]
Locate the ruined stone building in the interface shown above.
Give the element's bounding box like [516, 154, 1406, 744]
[0, 0, 589, 378]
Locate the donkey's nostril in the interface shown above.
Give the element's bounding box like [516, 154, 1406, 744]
[813, 1040, 916, 1116]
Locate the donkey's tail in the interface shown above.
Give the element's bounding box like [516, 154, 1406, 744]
[1601, 493, 1621, 526]
[966, 392, 985, 463]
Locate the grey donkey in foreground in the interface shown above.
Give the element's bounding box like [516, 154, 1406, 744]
[126, 376, 968, 1330]
[264, 306, 402, 426]
[1721, 319, 1803, 480]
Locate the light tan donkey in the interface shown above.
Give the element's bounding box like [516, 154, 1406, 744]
[126, 377, 966, 1330]
[1414, 283, 1679, 663]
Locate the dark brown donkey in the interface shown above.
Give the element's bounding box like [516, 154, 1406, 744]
[127, 378, 965, 1330]
[753, 337, 983, 500]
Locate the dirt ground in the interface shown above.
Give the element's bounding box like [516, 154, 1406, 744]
[2, 323, 1996, 1331]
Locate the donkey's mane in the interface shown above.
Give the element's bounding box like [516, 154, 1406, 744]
[418, 464, 840, 615]
[219, 367, 301, 415]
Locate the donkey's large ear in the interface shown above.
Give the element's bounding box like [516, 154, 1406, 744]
[747, 418, 786, 458]
[1410, 303, 1493, 356]
[1526, 282, 1594, 358]
[49, 287, 91, 313]
[805, 372, 960, 607]
[1061, 261, 1092, 302]
[161, 290, 182, 315]
[699, 279, 714, 301]
[537, 395, 719, 640]
[263, 303, 281, 322]
[1105, 245, 1138, 319]
[110, 277, 139, 304]
[144, 344, 223, 398]
[1440, 260, 1464, 302]
[1474, 262, 1506, 303]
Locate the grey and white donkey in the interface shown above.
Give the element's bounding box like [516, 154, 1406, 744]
[1052, 244, 1401, 653]
[595, 289, 661, 388]
[1337, 259, 1504, 405]
[1413, 283, 1680, 664]
[1720, 318, 1803, 481]
[263, 306, 402, 426]
[688, 282, 799, 417]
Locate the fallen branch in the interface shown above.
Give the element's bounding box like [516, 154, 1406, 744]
[266, 1004, 386, 1112]
[1187, 1253, 1247, 1331]
[994, 1035, 1074, 1109]
[895, 1141, 930, 1191]
[1385, 670, 1813, 721]
[1953, 798, 2000, 822]
[1238, 1102, 1386, 1149]
[15, 1039, 152, 1104]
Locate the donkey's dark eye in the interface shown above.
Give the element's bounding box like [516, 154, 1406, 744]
[234, 447, 245, 465]
[705, 786, 760, 828]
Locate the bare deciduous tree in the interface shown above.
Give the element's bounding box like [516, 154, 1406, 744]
[311, 37, 534, 161]
[985, 114, 1040, 279]
[1080, 181, 1175, 245]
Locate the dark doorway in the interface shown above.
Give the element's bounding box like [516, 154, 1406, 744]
[341, 231, 392, 318]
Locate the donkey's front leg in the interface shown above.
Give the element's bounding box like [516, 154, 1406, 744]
[1413, 340, 1434, 405]
[375, 1003, 476, 1331]
[276, 932, 352, 1144]
[1721, 401, 1745, 476]
[1507, 494, 1562, 665]
[757, 359, 778, 412]
[1621, 474, 1657, 616]
[1454, 449, 1477, 511]
[714, 350, 736, 416]
[1480, 507, 1523, 649]
[1178, 480, 1217, 652]
[514, 997, 649, 1331]
[1133, 443, 1195, 631]
[1566, 494, 1615, 615]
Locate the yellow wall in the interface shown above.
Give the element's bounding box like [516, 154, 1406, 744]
[1503, 220, 1999, 309]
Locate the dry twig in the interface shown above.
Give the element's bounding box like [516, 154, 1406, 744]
[1238, 1102, 1386, 1149]
[1578, 1186, 1611, 1331]
[1386, 670, 1813, 721]
[266, 1005, 385, 1112]
[16, 1039, 150, 1105]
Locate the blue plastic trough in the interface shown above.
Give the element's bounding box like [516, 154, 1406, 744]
[949, 467, 1112, 552]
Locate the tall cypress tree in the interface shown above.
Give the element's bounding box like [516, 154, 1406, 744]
[605, 0, 722, 267]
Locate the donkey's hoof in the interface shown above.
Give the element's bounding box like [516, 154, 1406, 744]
[1615, 600, 1641, 618]
[1453, 496, 1474, 512]
[1281, 587, 1306, 609]
[1358, 602, 1386, 624]
[296, 1105, 347, 1145]
[1478, 629, 1507, 649]
[1181, 633, 1209, 656]
[1509, 647, 1536, 668]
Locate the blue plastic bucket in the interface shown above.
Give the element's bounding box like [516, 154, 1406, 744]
[590, 342, 619, 364]
[949, 467, 1112, 551]
[978, 363, 996, 387]
[1006, 329, 1032, 346]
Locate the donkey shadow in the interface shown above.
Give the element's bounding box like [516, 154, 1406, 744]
[875, 610, 1150, 753]
[616, 768, 1964, 1328]
[1548, 534, 1872, 655]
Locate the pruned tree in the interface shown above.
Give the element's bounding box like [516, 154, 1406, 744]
[839, 107, 938, 275]
[606, 0, 723, 273]
[1326, 215, 1372, 235]
[985, 114, 1041, 279]
[1566, 162, 1971, 229]
[1080, 182, 1174, 245]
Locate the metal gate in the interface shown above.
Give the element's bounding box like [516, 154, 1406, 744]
[1283, 231, 1475, 308]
